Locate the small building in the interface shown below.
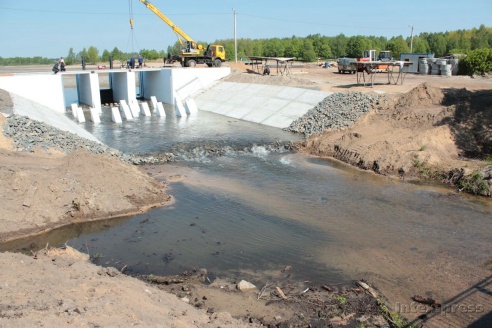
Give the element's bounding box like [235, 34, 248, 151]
[399, 53, 434, 73]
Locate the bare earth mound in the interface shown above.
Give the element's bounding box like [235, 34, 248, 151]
[301, 83, 492, 196]
[0, 246, 258, 328]
[0, 145, 171, 242]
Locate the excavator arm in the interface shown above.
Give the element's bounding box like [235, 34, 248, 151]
[138, 0, 198, 52]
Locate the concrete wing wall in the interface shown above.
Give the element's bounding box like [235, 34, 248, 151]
[138, 67, 230, 105]
[171, 67, 230, 103]
[0, 74, 65, 113]
[195, 82, 331, 129]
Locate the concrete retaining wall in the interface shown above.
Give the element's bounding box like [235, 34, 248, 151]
[195, 82, 331, 129]
[8, 92, 99, 142]
[0, 74, 65, 113]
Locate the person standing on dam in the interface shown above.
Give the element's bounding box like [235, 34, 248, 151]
[138, 54, 143, 68]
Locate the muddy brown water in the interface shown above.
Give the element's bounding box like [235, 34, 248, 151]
[1, 108, 491, 324]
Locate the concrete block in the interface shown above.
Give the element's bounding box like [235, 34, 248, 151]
[70, 103, 79, 118]
[139, 102, 151, 116]
[150, 96, 158, 111]
[76, 108, 85, 123]
[89, 107, 101, 123]
[185, 98, 198, 115]
[111, 107, 122, 123]
[174, 93, 186, 117]
[156, 102, 166, 117]
[129, 99, 140, 117]
[119, 102, 133, 120]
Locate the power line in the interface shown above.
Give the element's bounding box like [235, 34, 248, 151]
[239, 13, 409, 31]
[0, 6, 228, 16]
[1, 6, 410, 31]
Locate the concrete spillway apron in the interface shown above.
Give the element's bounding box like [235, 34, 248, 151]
[195, 82, 332, 129]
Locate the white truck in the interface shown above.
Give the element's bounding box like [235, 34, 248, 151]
[337, 58, 357, 74]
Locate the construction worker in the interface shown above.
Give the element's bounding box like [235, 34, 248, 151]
[138, 54, 143, 68]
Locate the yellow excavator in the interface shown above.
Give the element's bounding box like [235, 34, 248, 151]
[138, 0, 226, 67]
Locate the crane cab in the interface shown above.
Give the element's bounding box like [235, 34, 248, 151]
[379, 51, 392, 61]
[207, 45, 226, 61]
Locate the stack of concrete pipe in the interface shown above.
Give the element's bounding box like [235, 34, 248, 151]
[421, 58, 459, 76]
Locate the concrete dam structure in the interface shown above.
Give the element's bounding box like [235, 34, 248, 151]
[0, 67, 331, 136]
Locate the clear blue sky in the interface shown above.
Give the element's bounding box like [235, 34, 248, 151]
[0, 0, 490, 58]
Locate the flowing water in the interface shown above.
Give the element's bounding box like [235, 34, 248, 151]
[2, 107, 491, 292]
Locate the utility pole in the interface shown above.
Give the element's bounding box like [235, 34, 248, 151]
[233, 8, 237, 63]
[409, 25, 414, 53]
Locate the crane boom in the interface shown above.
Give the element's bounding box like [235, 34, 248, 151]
[138, 0, 198, 51]
[136, 0, 226, 67]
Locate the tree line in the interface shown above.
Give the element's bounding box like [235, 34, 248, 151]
[1, 25, 490, 68]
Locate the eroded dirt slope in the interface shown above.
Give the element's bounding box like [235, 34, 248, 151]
[302, 84, 492, 185]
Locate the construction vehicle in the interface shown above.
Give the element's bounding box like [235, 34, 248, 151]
[358, 50, 392, 73]
[376, 50, 392, 71]
[362, 50, 377, 62]
[337, 58, 357, 74]
[379, 51, 392, 61]
[138, 0, 225, 67]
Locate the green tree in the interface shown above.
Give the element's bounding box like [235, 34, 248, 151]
[407, 36, 429, 54]
[308, 34, 332, 59]
[386, 36, 410, 59]
[86, 46, 99, 64]
[346, 36, 370, 58]
[426, 33, 447, 57]
[140, 49, 160, 60]
[471, 24, 491, 49]
[301, 39, 317, 62]
[168, 42, 181, 56]
[264, 38, 284, 57]
[111, 47, 124, 61]
[66, 48, 76, 65]
[224, 43, 235, 61]
[78, 48, 88, 61]
[459, 48, 492, 75]
[252, 40, 264, 56]
[101, 49, 111, 62]
[329, 34, 348, 58]
[283, 36, 302, 58]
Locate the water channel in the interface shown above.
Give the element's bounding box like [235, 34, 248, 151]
[3, 106, 491, 295]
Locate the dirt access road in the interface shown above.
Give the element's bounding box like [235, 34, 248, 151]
[0, 61, 491, 327]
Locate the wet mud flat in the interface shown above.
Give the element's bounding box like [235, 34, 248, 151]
[138, 269, 393, 327]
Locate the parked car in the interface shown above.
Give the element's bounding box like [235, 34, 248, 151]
[337, 58, 357, 74]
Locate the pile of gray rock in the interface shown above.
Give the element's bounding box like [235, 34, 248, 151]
[285, 92, 384, 136]
[2, 115, 173, 164]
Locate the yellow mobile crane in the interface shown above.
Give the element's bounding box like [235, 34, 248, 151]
[138, 0, 226, 67]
